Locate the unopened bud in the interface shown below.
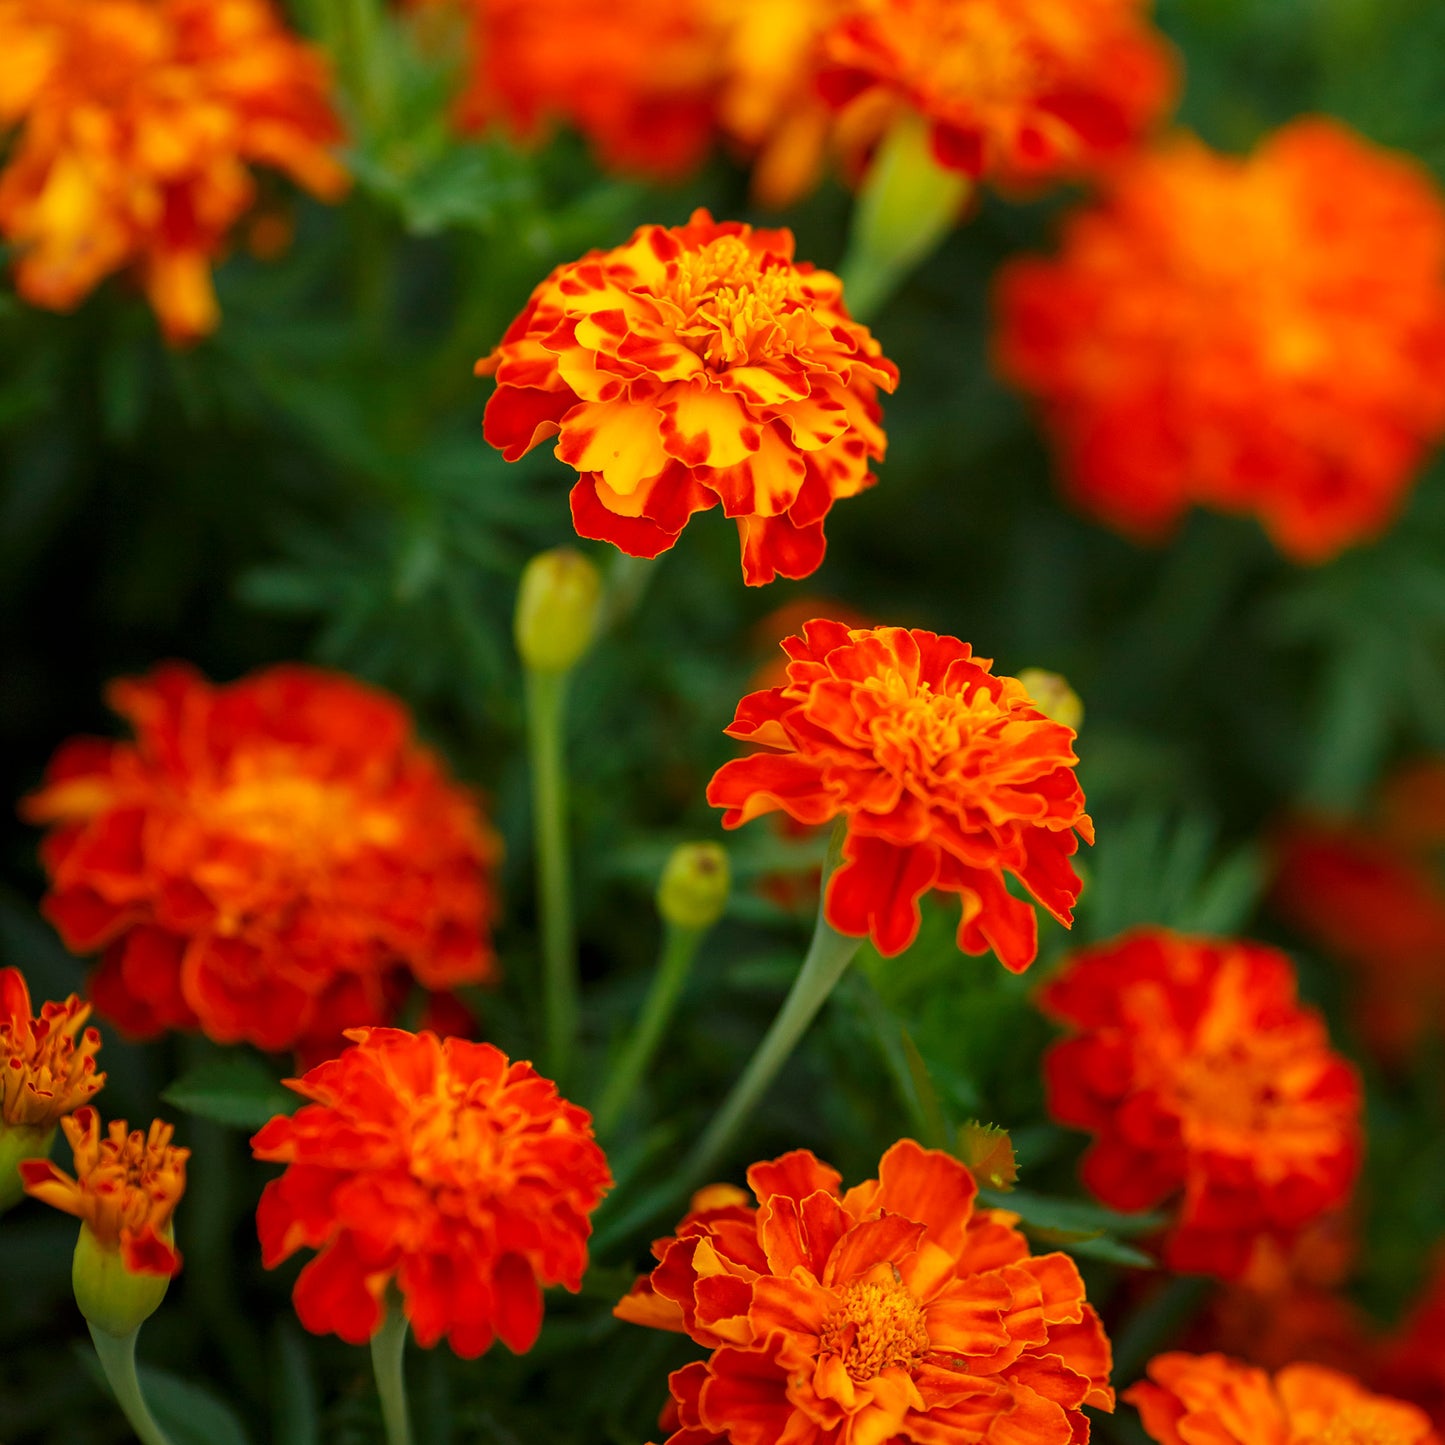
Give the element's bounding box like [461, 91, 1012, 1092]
[1017, 669, 1083, 732]
[72, 1223, 174, 1337]
[958, 1120, 1018, 1192]
[656, 843, 731, 932]
[514, 548, 603, 673]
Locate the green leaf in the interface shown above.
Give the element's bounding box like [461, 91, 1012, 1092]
[979, 1187, 1165, 1238]
[271, 1321, 321, 1445]
[162, 1056, 297, 1131]
[139, 1365, 254, 1445]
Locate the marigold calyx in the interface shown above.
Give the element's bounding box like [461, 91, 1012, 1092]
[1017, 669, 1083, 732]
[72, 1220, 174, 1337]
[656, 842, 731, 931]
[0, 1124, 54, 1212]
[515, 548, 604, 673]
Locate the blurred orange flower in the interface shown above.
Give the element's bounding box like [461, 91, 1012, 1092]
[1, 966, 104, 1132]
[252, 1028, 611, 1357]
[25, 664, 501, 1059]
[615, 1140, 1114, 1445]
[1128, 1352, 1438, 1445]
[817, 0, 1175, 186]
[1040, 929, 1362, 1279]
[0, 0, 347, 343]
[478, 211, 897, 586]
[707, 621, 1092, 968]
[995, 119, 1445, 560]
[22, 1108, 187, 1278]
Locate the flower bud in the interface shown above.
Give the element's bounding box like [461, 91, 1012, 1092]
[0, 1124, 54, 1212]
[1017, 669, 1084, 732]
[515, 548, 603, 673]
[72, 1222, 174, 1337]
[656, 843, 731, 932]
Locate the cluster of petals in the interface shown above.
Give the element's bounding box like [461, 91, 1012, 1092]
[1, 965, 104, 1132]
[24, 663, 502, 1059]
[251, 1027, 611, 1358]
[479, 211, 896, 586]
[0, 0, 348, 343]
[995, 119, 1445, 561]
[1040, 929, 1362, 1279]
[816, 0, 1176, 187]
[707, 621, 1092, 968]
[1272, 762, 1445, 1062]
[615, 1139, 1114, 1445]
[20, 1107, 187, 1276]
[1127, 1352, 1439, 1445]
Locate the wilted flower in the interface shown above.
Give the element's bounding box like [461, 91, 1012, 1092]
[478, 210, 897, 586]
[995, 119, 1445, 560]
[708, 621, 1092, 969]
[0, 0, 347, 342]
[252, 1028, 611, 1357]
[1040, 929, 1362, 1278]
[1128, 1353, 1437, 1445]
[817, 0, 1175, 186]
[25, 664, 501, 1059]
[615, 1139, 1114, 1445]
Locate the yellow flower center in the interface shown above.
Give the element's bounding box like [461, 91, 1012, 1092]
[818, 1277, 931, 1382]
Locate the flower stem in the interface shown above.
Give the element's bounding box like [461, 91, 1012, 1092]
[88, 1324, 176, 1445]
[370, 1306, 414, 1445]
[525, 664, 578, 1085]
[594, 921, 708, 1136]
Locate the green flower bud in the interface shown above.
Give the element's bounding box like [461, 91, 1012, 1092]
[515, 548, 603, 673]
[0, 1124, 54, 1212]
[1017, 669, 1084, 733]
[73, 1223, 174, 1338]
[656, 843, 731, 932]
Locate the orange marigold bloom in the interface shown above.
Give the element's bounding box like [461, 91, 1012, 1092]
[477, 210, 898, 587]
[0, 0, 348, 343]
[706, 621, 1092, 969]
[995, 120, 1445, 561]
[1040, 929, 1363, 1279]
[816, 0, 1175, 186]
[1127, 1353, 1439, 1445]
[251, 1027, 611, 1357]
[615, 1140, 1114, 1445]
[1, 966, 104, 1132]
[24, 663, 501, 1058]
[21, 1107, 187, 1278]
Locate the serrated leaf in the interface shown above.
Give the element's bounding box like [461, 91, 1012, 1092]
[162, 1056, 297, 1130]
[958, 1121, 1018, 1191]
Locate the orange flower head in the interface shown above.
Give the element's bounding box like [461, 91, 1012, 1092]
[1127, 1353, 1439, 1445]
[251, 1028, 612, 1357]
[1040, 929, 1363, 1279]
[0, 0, 348, 343]
[24, 663, 502, 1058]
[816, 0, 1175, 186]
[1, 966, 104, 1132]
[477, 210, 898, 586]
[21, 1107, 187, 1277]
[707, 621, 1093, 968]
[995, 120, 1445, 561]
[614, 1139, 1114, 1445]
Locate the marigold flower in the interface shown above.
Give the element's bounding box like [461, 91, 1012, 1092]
[1127, 1353, 1438, 1445]
[614, 1139, 1114, 1445]
[251, 1027, 611, 1357]
[816, 0, 1175, 186]
[995, 120, 1445, 561]
[21, 1108, 187, 1333]
[477, 210, 898, 587]
[1040, 929, 1363, 1279]
[0, 0, 348, 343]
[707, 620, 1092, 968]
[24, 663, 501, 1058]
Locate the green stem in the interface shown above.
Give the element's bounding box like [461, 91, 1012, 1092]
[595, 922, 707, 1136]
[525, 665, 578, 1084]
[370, 1307, 414, 1445]
[88, 1324, 176, 1445]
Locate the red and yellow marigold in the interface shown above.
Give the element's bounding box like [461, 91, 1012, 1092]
[252, 1028, 611, 1357]
[1127, 1353, 1439, 1445]
[816, 0, 1175, 187]
[615, 1139, 1114, 1445]
[0, 0, 348, 343]
[1, 965, 104, 1133]
[995, 119, 1445, 560]
[1040, 929, 1362, 1279]
[24, 663, 501, 1059]
[707, 621, 1092, 969]
[477, 210, 898, 586]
